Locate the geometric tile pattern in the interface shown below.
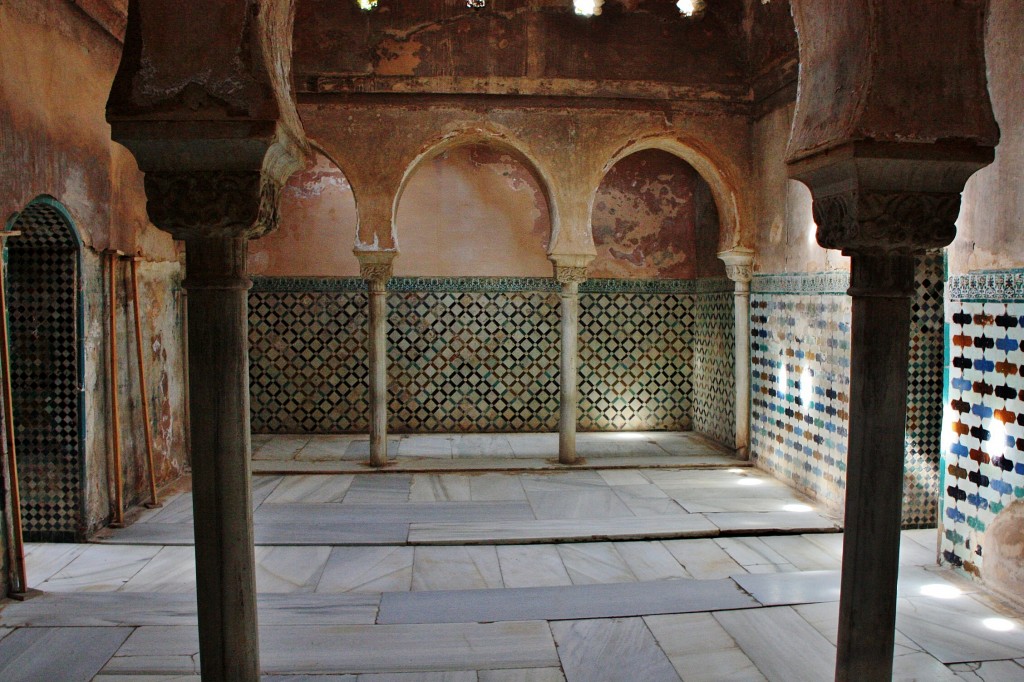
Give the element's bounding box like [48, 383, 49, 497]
[749, 255, 945, 528]
[387, 290, 560, 432]
[750, 286, 853, 515]
[249, 290, 369, 432]
[578, 292, 694, 431]
[249, 277, 733, 438]
[691, 290, 736, 448]
[6, 200, 83, 541]
[942, 271, 1024, 577]
[904, 251, 946, 527]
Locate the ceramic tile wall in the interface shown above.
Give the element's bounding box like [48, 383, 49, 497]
[750, 253, 945, 528]
[942, 269, 1024, 577]
[691, 286, 736, 448]
[248, 277, 735, 438]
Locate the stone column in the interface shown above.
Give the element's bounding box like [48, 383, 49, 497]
[357, 251, 396, 468]
[555, 264, 588, 465]
[801, 185, 968, 682]
[145, 171, 265, 682]
[719, 247, 755, 458]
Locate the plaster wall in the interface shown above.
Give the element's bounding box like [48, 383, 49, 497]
[953, 0, 1024, 274]
[0, 2, 189, 549]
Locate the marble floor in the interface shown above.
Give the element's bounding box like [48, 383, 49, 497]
[1, 434, 1023, 680]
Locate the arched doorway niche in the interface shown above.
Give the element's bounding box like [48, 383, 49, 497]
[580, 150, 736, 446]
[4, 197, 86, 541]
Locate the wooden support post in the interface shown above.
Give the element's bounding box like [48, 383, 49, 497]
[124, 255, 161, 508]
[105, 249, 125, 527]
[0, 230, 28, 595]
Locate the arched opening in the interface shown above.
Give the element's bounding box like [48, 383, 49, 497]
[4, 197, 85, 541]
[581, 150, 735, 445]
[390, 141, 557, 433]
[395, 142, 552, 276]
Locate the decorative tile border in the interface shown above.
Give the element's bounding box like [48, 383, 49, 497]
[251, 276, 731, 295]
[947, 269, 1024, 302]
[751, 271, 850, 295]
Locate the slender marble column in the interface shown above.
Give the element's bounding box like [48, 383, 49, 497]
[184, 235, 260, 681]
[357, 252, 396, 468]
[719, 247, 755, 458]
[556, 265, 588, 465]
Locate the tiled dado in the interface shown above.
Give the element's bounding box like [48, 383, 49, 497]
[942, 269, 1024, 578]
[750, 252, 946, 528]
[249, 277, 735, 437]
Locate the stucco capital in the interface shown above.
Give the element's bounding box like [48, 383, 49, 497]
[718, 247, 755, 284]
[144, 171, 264, 240]
[355, 250, 397, 289]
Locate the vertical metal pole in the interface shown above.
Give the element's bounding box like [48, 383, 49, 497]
[126, 256, 160, 507]
[106, 250, 125, 527]
[0, 231, 28, 594]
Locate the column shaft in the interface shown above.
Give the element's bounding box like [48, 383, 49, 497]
[733, 282, 751, 457]
[185, 236, 260, 682]
[559, 280, 580, 465]
[835, 252, 914, 682]
[368, 282, 389, 468]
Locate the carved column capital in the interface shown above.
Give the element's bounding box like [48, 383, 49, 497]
[812, 189, 961, 256]
[144, 171, 264, 240]
[355, 251, 397, 291]
[718, 247, 755, 285]
[555, 266, 589, 286]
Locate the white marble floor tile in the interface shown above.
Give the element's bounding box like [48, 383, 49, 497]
[550, 617, 681, 682]
[255, 546, 332, 593]
[402, 435, 456, 458]
[252, 475, 284, 507]
[469, 473, 528, 502]
[597, 470, 650, 486]
[410, 474, 473, 502]
[662, 538, 747, 579]
[759, 535, 842, 571]
[506, 433, 558, 458]
[716, 537, 798, 572]
[254, 435, 311, 460]
[263, 474, 355, 504]
[453, 435, 514, 457]
[343, 474, 412, 504]
[478, 668, 565, 682]
[144, 492, 194, 523]
[557, 543, 636, 585]
[645, 613, 765, 682]
[24, 542, 89, 586]
[895, 595, 1024, 663]
[948, 660, 1024, 681]
[409, 515, 717, 544]
[121, 546, 196, 592]
[0, 626, 133, 682]
[616, 541, 690, 581]
[794, 600, 952, 658]
[519, 471, 606, 493]
[103, 625, 201, 674]
[412, 546, 504, 591]
[297, 435, 362, 460]
[526, 489, 633, 520]
[356, 672, 477, 681]
[261, 622, 559, 674]
[39, 544, 162, 592]
[345, 439, 402, 458]
[496, 545, 572, 588]
[316, 546, 414, 593]
[715, 606, 836, 682]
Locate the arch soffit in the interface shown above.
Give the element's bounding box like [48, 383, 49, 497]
[392, 129, 559, 253]
[594, 136, 743, 252]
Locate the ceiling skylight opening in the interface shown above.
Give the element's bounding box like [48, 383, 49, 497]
[677, 0, 707, 17]
[356, 0, 378, 11]
[575, 0, 603, 17]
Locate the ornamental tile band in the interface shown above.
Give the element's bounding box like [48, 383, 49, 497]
[947, 270, 1024, 302]
[250, 276, 730, 295]
[751, 271, 850, 295]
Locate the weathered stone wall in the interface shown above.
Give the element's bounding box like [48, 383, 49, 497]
[0, 1, 189, 558]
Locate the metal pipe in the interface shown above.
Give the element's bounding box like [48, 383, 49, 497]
[106, 250, 125, 527]
[126, 256, 160, 507]
[0, 231, 28, 593]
